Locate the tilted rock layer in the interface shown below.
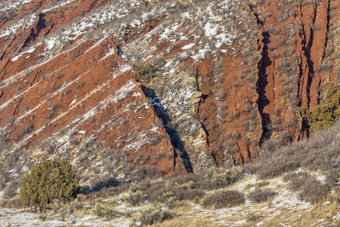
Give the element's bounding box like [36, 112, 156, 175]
[0, 0, 339, 180]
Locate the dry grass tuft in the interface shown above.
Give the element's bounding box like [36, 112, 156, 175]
[298, 179, 330, 204]
[201, 190, 244, 209]
[248, 188, 277, 203]
[138, 205, 172, 225]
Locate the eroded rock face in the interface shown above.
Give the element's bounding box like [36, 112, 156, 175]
[0, 0, 339, 181]
[0, 0, 183, 186]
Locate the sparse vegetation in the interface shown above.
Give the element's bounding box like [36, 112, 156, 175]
[202, 190, 245, 209]
[18, 123, 34, 139]
[124, 188, 148, 206]
[0, 0, 340, 225]
[248, 188, 277, 203]
[283, 172, 312, 191]
[244, 181, 269, 190]
[134, 60, 165, 82]
[138, 206, 172, 225]
[95, 204, 119, 220]
[246, 120, 340, 188]
[298, 179, 330, 204]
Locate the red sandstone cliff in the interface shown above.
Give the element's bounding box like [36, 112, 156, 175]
[0, 0, 339, 181]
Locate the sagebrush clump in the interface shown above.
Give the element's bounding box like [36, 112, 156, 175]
[202, 190, 244, 209]
[248, 188, 277, 203]
[138, 206, 172, 225]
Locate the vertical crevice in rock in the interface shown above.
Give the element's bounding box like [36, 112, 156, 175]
[32, 1, 43, 12]
[88, 0, 100, 12]
[43, 23, 55, 37]
[256, 31, 273, 146]
[0, 37, 16, 61]
[12, 102, 20, 116]
[321, 0, 331, 62]
[304, 32, 315, 109]
[246, 143, 251, 161]
[298, 51, 311, 138]
[30, 73, 38, 86]
[249, 3, 273, 147]
[0, 19, 7, 29]
[21, 13, 47, 49]
[141, 85, 193, 173]
[195, 68, 217, 165]
[297, 51, 303, 106]
[236, 142, 244, 164]
[300, 4, 317, 109]
[195, 69, 210, 146]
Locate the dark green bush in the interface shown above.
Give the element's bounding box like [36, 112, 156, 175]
[20, 160, 80, 212]
[300, 83, 340, 132]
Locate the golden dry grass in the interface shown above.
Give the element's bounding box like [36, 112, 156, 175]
[40, 172, 340, 227]
[151, 217, 225, 227]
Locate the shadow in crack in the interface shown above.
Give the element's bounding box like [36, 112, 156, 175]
[257, 31, 273, 145]
[141, 85, 193, 173]
[82, 178, 120, 194]
[22, 13, 47, 49]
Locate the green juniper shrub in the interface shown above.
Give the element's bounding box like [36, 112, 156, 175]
[299, 83, 340, 132]
[19, 160, 80, 212]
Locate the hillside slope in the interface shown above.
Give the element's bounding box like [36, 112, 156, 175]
[0, 0, 339, 191]
[1, 120, 339, 226]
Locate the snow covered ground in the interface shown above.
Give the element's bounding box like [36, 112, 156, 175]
[0, 208, 132, 227]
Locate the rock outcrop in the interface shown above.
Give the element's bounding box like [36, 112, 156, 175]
[0, 0, 339, 184]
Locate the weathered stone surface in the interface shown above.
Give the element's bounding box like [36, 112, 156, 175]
[0, 0, 339, 179]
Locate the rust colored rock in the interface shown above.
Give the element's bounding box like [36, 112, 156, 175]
[0, 0, 339, 177]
